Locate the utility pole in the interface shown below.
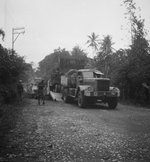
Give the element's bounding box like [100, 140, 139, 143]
[12, 27, 25, 54]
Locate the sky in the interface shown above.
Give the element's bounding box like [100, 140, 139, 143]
[0, 0, 150, 66]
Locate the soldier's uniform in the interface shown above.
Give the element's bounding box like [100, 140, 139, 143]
[38, 80, 45, 104]
[17, 80, 23, 100]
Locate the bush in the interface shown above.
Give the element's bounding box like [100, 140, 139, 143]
[0, 44, 30, 104]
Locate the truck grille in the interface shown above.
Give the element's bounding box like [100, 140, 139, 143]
[96, 79, 110, 91]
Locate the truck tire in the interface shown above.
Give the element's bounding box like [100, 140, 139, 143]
[78, 91, 86, 108]
[63, 88, 71, 103]
[108, 97, 118, 109]
[63, 94, 70, 103]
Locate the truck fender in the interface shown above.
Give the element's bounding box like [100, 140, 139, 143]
[79, 85, 90, 91]
[110, 86, 120, 97]
[76, 85, 90, 98]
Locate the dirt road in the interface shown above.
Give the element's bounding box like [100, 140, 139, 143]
[0, 99, 150, 162]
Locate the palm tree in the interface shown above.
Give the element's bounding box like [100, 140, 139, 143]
[0, 29, 5, 41]
[100, 35, 114, 55]
[86, 32, 100, 57]
[99, 35, 114, 77]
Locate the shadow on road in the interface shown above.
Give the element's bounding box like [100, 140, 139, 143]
[85, 104, 118, 111]
[66, 100, 119, 111]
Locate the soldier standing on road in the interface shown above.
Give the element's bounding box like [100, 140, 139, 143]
[17, 80, 24, 101]
[37, 80, 45, 105]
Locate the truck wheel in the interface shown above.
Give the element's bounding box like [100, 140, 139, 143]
[63, 89, 71, 103]
[78, 91, 86, 108]
[63, 92, 69, 103]
[108, 97, 118, 109]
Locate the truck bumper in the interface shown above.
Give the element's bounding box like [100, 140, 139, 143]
[84, 91, 116, 97]
[84, 91, 117, 103]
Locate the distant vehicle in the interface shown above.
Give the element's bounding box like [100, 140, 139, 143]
[31, 83, 38, 98]
[61, 69, 120, 109]
[48, 70, 61, 93]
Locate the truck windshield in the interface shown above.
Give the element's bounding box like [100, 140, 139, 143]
[82, 72, 94, 78]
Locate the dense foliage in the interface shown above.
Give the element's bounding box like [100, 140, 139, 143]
[0, 43, 33, 103]
[37, 46, 88, 80]
[94, 0, 150, 104]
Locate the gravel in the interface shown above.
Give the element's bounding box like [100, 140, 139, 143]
[0, 99, 150, 162]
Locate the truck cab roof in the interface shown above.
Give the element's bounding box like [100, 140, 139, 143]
[78, 69, 104, 75]
[66, 69, 104, 76]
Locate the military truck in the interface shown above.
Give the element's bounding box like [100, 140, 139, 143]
[49, 69, 61, 92]
[61, 69, 119, 109]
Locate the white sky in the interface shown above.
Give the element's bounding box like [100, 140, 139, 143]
[0, 0, 150, 65]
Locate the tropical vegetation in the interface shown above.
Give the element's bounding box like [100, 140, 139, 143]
[0, 29, 34, 104]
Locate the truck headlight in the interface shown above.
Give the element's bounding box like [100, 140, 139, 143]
[84, 91, 91, 96]
[87, 86, 94, 92]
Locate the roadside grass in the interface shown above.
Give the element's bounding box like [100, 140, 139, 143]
[0, 100, 27, 156]
[119, 99, 150, 109]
